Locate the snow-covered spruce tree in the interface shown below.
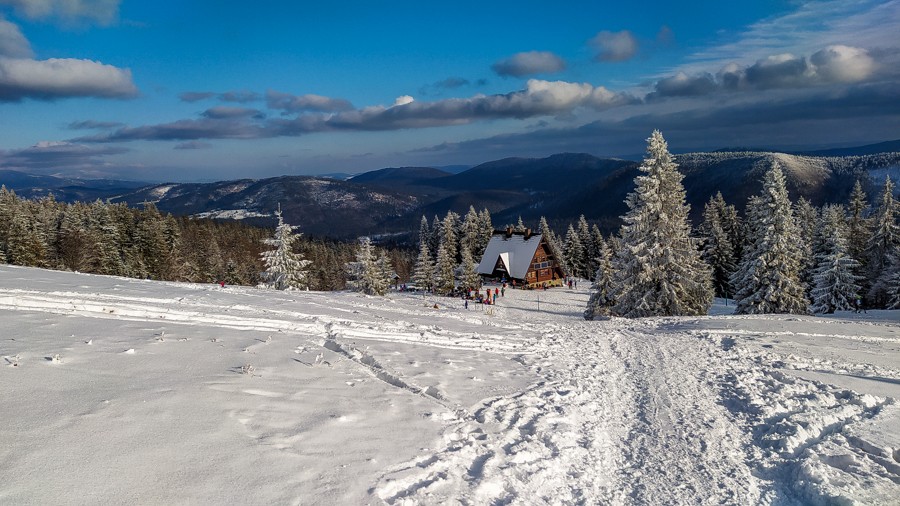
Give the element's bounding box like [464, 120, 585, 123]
[412, 241, 435, 292]
[700, 193, 737, 298]
[476, 208, 494, 254]
[373, 251, 393, 296]
[866, 177, 899, 307]
[576, 215, 596, 275]
[731, 164, 809, 314]
[539, 216, 567, 275]
[810, 205, 861, 314]
[612, 130, 712, 317]
[515, 216, 527, 233]
[847, 180, 871, 273]
[351, 236, 380, 295]
[563, 224, 586, 279]
[460, 245, 481, 291]
[461, 206, 481, 256]
[441, 211, 461, 263]
[434, 240, 456, 295]
[418, 215, 431, 250]
[260, 207, 311, 290]
[584, 235, 615, 320]
[794, 197, 819, 293]
[882, 256, 900, 309]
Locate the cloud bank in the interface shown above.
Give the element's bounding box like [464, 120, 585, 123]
[77, 80, 634, 143]
[649, 45, 878, 99]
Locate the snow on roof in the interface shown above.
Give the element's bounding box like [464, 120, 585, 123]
[477, 233, 543, 279]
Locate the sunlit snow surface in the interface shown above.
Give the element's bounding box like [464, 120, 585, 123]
[0, 265, 898, 505]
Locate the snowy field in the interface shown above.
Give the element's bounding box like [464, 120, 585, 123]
[1, 265, 898, 505]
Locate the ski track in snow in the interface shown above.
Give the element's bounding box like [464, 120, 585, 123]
[1, 270, 898, 504]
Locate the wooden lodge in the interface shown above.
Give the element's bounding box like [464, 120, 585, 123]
[476, 228, 566, 287]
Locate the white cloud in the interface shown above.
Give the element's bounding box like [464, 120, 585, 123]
[393, 95, 414, 106]
[590, 30, 638, 62]
[0, 15, 31, 57]
[809, 45, 876, 83]
[0, 56, 138, 101]
[491, 51, 567, 77]
[0, 0, 120, 25]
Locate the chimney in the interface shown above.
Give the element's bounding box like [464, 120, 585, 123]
[505, 226, 513, 238]
[524, 228, 532, 239]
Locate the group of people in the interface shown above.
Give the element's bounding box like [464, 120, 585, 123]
[463, 284, 506, 309]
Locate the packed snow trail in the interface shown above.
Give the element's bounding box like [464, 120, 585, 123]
[376, 320, 766, 504]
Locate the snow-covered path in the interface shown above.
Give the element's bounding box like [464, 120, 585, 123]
[1, 265, 898, 504]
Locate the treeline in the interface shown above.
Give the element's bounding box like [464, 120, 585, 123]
[0, 186, 413, 290]
[577, 131, 900, 318]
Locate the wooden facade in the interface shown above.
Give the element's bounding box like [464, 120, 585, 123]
[478, 229, 566, 287]
[522, 239, 565, 286]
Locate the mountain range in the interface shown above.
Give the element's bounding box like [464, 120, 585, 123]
[2, 141, 899, 240]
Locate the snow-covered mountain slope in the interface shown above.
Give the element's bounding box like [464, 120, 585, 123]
[1, 265, 897, 504]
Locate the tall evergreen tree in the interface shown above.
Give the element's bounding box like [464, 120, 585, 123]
[732, 164, 809, 314]
[846, 180, 872, 289]
[612, 131, 712, 317]
[810, 205, 861, 314]
[866, 177, 899, 307]
[461, 206, 481, 256]
[794, 197, 819, 292]
[476, 208, 494, 255]
[412, 241, 435, 292]
[373, 251, 393, 296]
[539, 216, 566, 275]
[584, 235, 614, 320]
[460, 245, 481, 291]
[418, 215, 431, 249]
[700, 193, 737, 298]
[563, 224, 585, 278]
[260, 207, 311, 290]
[576, 215, 596, 274]
[434, 240, 456, 295]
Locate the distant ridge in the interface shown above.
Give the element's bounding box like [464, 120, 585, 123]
[4, 143, 900, 240]
[792, 139, 900, 157]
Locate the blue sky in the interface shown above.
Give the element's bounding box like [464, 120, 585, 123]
[0, 0, 898, 182]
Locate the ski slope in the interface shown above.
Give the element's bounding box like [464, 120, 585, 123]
[1, 265, 898, 505]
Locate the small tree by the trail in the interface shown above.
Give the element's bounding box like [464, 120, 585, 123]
[810, 205, 861, 314]
[373, 251, 394, 296]
[584, 235, 614, 320]
[460, 245, 481, 291]
[349, 236, 380, 295]
[260, 207, 311, 290]
[732, 164, 809, 314]
[412, 241, 435, 292]
[612, 130, 712, 317]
